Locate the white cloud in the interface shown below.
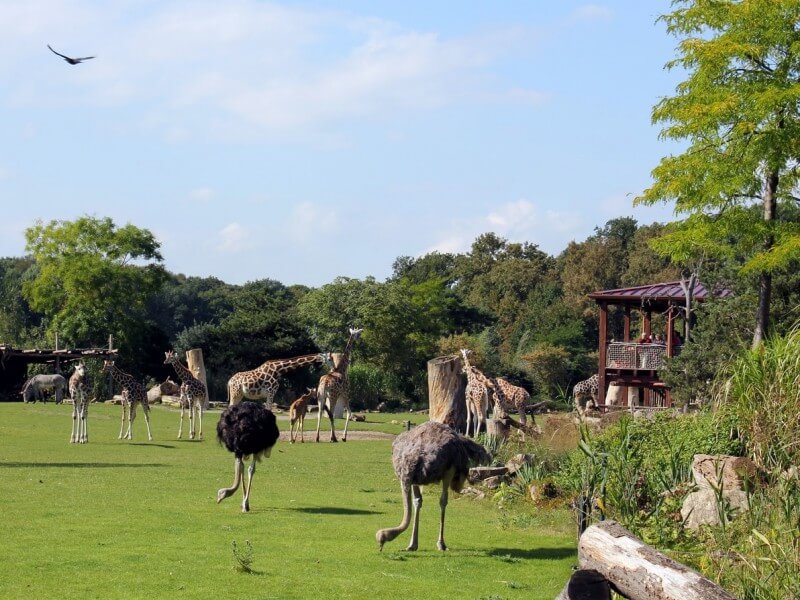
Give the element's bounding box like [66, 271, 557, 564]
[217, 222, 252, 253]
[287, 202, 338, 241]
[571, 4, 613, 21]
[0, 1, 540, 140]
[189, 187, 214, 202]
[424, 199, 584, 257]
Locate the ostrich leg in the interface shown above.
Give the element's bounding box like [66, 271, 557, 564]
[407, 485, 423, 551]
[437, 471, 454, 551]
[376, 481, 412, 551]
[217, 457, 243, 504]
[242, 461, 256, 513]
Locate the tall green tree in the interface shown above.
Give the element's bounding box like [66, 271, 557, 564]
[637, 0, 800, 347]
[23, 216, 167, 360]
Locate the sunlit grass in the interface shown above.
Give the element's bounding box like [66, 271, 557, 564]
[0, 402, 575, 599]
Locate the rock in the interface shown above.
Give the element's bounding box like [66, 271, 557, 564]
[460, 486, 486, 500]
[529, 481, 558, 503]
[690, 454, 758, 492]
[505, 453, 534, 476]
[681, 488, 749, 530]
[680, 454, 757, 529]
[468, 466, 509, 483]
[352, 414, 366, 422]
[483, 475, 503, 490]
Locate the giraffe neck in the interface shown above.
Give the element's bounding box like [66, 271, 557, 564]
[260, 354, 322, 376]
[169, 359, 195, 383]
[109, 365, 135, 387]
[334, 335, 358, 374]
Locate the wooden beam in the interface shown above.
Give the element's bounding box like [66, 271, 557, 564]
[598, 302, 608, 407]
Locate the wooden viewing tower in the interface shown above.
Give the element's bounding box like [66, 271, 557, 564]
[588, 281, 733, 409]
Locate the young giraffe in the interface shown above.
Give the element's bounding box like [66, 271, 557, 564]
[490, 377, 542, 439]
[164, 350, 208, 440]
[69, 361, 90, 443]
[102, 360, 153, 441]
[459, 349, 496, 438]
[227, 352, 333, 408]
[573, 374, 600, 417]
[288, 388, 317, 443]
[315, 327, 363, 443]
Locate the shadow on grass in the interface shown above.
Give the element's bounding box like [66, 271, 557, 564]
[129, 443, 176, 449]
[0, 462, 167, 468]
[488, 547, 576, 561]
[282, 506, 383, 516]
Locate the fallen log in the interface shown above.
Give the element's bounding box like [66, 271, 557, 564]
[578, 521, 736, 600]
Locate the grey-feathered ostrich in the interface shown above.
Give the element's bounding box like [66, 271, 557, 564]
[376, 420, 491, 551]
[216, 401, 280, 513]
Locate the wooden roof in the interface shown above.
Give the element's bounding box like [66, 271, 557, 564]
[0, 344, 118, 364]
[588, 281, 734, 305]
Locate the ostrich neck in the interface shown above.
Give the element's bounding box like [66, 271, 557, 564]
[377, 481, 412, 547]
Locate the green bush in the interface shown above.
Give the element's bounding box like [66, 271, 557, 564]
[347, 362, 405, 410]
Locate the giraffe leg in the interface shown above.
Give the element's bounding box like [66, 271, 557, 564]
[119, 401, 127, 439]
[71, 401, 78, 443]
[178, 402, 185, 439]
[341, 401, 352, 442]
[142, 404, 153, 441]
[187, 394, 195, 440]
[406, 485, 422, 551]
[242, 460, 256, 513]
[437, 472, 453, 551]
[81, 398, 89, 443]
[466, 404, 474, 438]
[197, 402, 203, 440]
[314, 396, 323, 443]
[126, 402, 136, 439]
[299, 414, 304, 443]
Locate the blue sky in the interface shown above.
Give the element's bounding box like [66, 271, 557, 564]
[0, 1, 683, 286]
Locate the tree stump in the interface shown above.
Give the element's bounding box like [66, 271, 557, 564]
[486, 418, 510, 440]
[427, 355, 466, 432]
[578, 520, 736, 600]
[185, 348, 209, 408]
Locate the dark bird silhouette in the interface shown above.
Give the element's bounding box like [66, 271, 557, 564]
[216, 401, 280, 513]
[47, 44, 95, 65]
[376, 420, 491, 551]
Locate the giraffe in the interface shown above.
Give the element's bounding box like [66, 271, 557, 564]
[490, 377, 542, 439]
[459, 349, 496, 438]
[289, 388, 317, 443]
[69, 361, 90, 443]
[164, 350, 208, 440]
[315, 327, 363, 443]
[573, 374, 600, 417]
[102, 360, 153, 441]
[227, 352, 333, 408]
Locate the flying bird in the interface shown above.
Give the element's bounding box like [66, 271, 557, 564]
[47, 44, 95, 65]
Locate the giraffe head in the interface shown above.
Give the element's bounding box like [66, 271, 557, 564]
[320, 352, 334, 369]
[349, 327, 364, 340]
[102, 360, 114, 372]
[163, 350, 178, 365]
[74, 361, 86, 377]
[460, 348, 473, 362]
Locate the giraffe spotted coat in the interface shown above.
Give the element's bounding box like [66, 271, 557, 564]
[573, 374, 600, 416]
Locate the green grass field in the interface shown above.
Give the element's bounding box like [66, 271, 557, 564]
[0, 402, 575, 599]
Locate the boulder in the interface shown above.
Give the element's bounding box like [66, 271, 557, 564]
[505, 453, 534, 476]
[680, 454, 756, 529]
[482, 475, 504, 490]
[468, 466, 508, 483]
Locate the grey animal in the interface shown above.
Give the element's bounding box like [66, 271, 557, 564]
[47, 44, 95, 65]
[22, 374, 68, 404]
[376, 420, 491, 552]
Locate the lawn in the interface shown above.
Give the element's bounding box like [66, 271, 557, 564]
[0, 402, 575, 599]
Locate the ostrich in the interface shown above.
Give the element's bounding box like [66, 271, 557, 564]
[376, 420, 491, 552]
[216, 401, 280, 513]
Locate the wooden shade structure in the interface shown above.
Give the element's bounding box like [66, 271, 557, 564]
[588, 281, 732, 408]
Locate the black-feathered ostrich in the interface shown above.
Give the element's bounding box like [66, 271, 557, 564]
[216, 401, 280, 513]
[376, 420, 491, 551]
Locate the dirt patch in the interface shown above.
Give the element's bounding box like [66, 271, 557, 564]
[278, 430, 396, 442]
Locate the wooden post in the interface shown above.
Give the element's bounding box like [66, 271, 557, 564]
[185, 348, 209, 408]
[598, 302, 608, 407]
[578, 521, 737, 600]
[427, 355, 466, 432]
[107, 334, 114, 400]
